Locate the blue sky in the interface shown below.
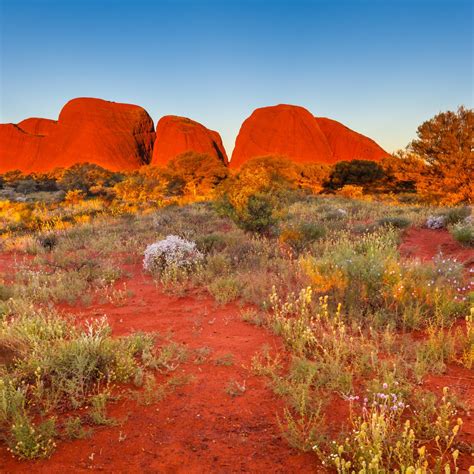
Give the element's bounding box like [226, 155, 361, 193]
[0, 0, 472, 156]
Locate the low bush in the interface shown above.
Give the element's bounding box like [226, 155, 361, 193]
[426, 215, 446, 229]
[208, 276, 242, 304]
[0, 305, 171, 459]
[450, 222, 474, 246]
[143, 235, 203, 275]
[377, 216, 411, 229]
[444, 206, 471, 225]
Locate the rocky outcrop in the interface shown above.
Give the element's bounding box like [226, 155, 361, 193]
[230, 104, 333, 168]
[315, 117, 389, 163]
[151, 115, 228, 167]
[0, 124, 45, 173]
[0, 98, 156, 173]
[17, 118, 57, 136]
[230, 104, 389, 167]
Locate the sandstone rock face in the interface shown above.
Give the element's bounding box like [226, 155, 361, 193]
[316, 117, 389, 163]
[0, 124, 45, 173]
[0, 98, 156, 173]
[151, 115, 228, 167]
[230, 104, 333, 168]
[17, 118, 57, 136]
[230, 104, 389, 168]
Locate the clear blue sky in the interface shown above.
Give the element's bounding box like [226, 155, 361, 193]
[0, 0, 472, 156]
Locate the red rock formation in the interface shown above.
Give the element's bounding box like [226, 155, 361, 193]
[316, 117, 389, 162]
[17, 118, 57, 136]
[0, 124, 45, 173]
[151, 115, 228, 167]
[0, 98, 155, 173]
[230, 104, 389, 168]
[230, 104, 333, 168]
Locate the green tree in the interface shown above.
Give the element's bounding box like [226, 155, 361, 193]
[326, 160, 386, 191]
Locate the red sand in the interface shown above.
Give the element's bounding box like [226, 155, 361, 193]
[399, 227, 474, 271]
[0, 228, 472, 472]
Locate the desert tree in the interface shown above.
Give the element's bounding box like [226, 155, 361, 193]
[408, 106, 473, 204]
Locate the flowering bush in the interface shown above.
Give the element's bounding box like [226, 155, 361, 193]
[143, 235, 203, 275]
[318, 386, 464, 473]
[426, 215, 446, 229]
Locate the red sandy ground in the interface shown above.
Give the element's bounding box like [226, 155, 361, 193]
[0, 227, 473, 473]
[399, 227, 474, 270]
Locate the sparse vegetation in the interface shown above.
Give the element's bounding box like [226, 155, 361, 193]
[0, 155, 472, 470]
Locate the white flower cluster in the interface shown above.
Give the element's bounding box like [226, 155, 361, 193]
[426, 215, 446, 229]
[143, 235, 203, 273]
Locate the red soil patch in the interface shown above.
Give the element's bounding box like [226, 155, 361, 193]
[399, 227, 474, 270]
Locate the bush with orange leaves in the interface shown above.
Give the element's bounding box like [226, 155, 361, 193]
[383, 107, 473, 205]
[337, 184, 364, 199]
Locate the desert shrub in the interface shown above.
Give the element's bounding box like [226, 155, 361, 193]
[0, 303, 168, 459]
[426, 215, 446, 229]
[58, 163, 123, 195]
[208, 276, 242, 304]
[450, 222, 474, 246]
[195, 233, 227, 254]
[443, 206, 471, 225]
[279, 222, 326, 253]
[377, 216, 411, 229]
[298, 222, 326, 244]
[7, 416, 56, 460]
[318, 387, 463, 473]
[63, 416, 89, 440]
[15, 179, 38, 195]
[37, 232, 58, 251]
[230, 193, 277, 234]
[165, 152, 228, 198]
[0, 284, 13, 302]
[337, 184, 364, 199]
[143, 235, 203, 275]
[300, 229, 465, 328]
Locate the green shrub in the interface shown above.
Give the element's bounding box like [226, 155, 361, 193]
[444, 206, 471, 225]
[450, 223, 474, 246]
[0, 284, 13, 301]
[225, 193, 277, 234]
[8, 416, 56, 460]
[63, 416, 89, 439]
[377, 216, 411, 229]
[298, 222, 326, 246]
[208, 276, 242, 304]
[195, 233, 227, 254]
